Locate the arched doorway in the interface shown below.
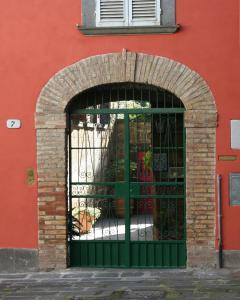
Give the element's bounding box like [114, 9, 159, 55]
[36, 52, 217, 270]
[67, 83, 186, 267]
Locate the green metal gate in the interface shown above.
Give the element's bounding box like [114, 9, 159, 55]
[68, 84, 186, 268]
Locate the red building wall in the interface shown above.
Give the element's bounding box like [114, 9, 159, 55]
[0, 0, 240, 250]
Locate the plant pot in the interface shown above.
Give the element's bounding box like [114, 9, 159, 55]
[115, 198, 134, 218]
[78, 211, 94, 234]
[72, 206, 101, 235]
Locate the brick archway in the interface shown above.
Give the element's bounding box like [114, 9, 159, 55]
[36, 52, 217, 270]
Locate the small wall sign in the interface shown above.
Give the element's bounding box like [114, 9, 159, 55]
[26, 168, 35, 185]
[6, 119, 21, 129]
[230, 173, 240, 206]
[231, 120, 240, 149]
[218, 155, 237, 161]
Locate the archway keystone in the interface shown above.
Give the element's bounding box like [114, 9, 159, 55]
[36, 52, 217, 269]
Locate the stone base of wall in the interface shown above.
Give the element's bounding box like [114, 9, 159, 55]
[0, 249, 38, 273]
[223, 251, 240, 268]
[187, 246, 217, 268]
[39, 245, 67, 271]
[2, 248, 240, 272]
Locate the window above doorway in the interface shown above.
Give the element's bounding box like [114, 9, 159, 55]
[79, 0, 179, 35]
[96, 0, 161, 27]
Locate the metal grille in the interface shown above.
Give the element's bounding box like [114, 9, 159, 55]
[68, 83, 184, 113]
[67, 83, 186, 268]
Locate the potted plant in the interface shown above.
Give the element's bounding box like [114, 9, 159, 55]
[71, 206, 101, 235]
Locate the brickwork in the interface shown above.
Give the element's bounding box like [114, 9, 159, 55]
[186, 127, 217, 267]
[37, 129, 67, 270]
[36, 51, 217, 269]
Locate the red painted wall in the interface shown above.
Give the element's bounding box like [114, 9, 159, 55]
[0, 0, 240, 250]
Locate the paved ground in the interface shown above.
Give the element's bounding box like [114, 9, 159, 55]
[0, 268, 240, 300]
[78, 215, 154, 241]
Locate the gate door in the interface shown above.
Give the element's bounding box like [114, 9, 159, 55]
[68, 85, 186, 268]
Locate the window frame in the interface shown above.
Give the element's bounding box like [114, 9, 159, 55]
[96, 0, 161, 28]
[80, 0, 178, 35]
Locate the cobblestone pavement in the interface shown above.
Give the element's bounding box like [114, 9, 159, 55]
[0, 268, 239, 300]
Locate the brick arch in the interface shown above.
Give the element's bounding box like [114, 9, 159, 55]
[36, 51, 216, 117]
[36, 52, 217, 270]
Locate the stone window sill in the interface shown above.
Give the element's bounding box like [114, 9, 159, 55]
[78, 25, 180, 36]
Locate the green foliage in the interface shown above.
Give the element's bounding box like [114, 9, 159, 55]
[143, 150, 153, 171]
[107, 158, 137, 180]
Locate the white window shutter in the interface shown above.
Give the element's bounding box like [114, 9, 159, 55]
[96, 0, 128, 27]
[129, 0, 161, 26]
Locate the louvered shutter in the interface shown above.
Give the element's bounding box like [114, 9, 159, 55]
[96, 0, 128, 27]
[129, 0, 161, 26]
